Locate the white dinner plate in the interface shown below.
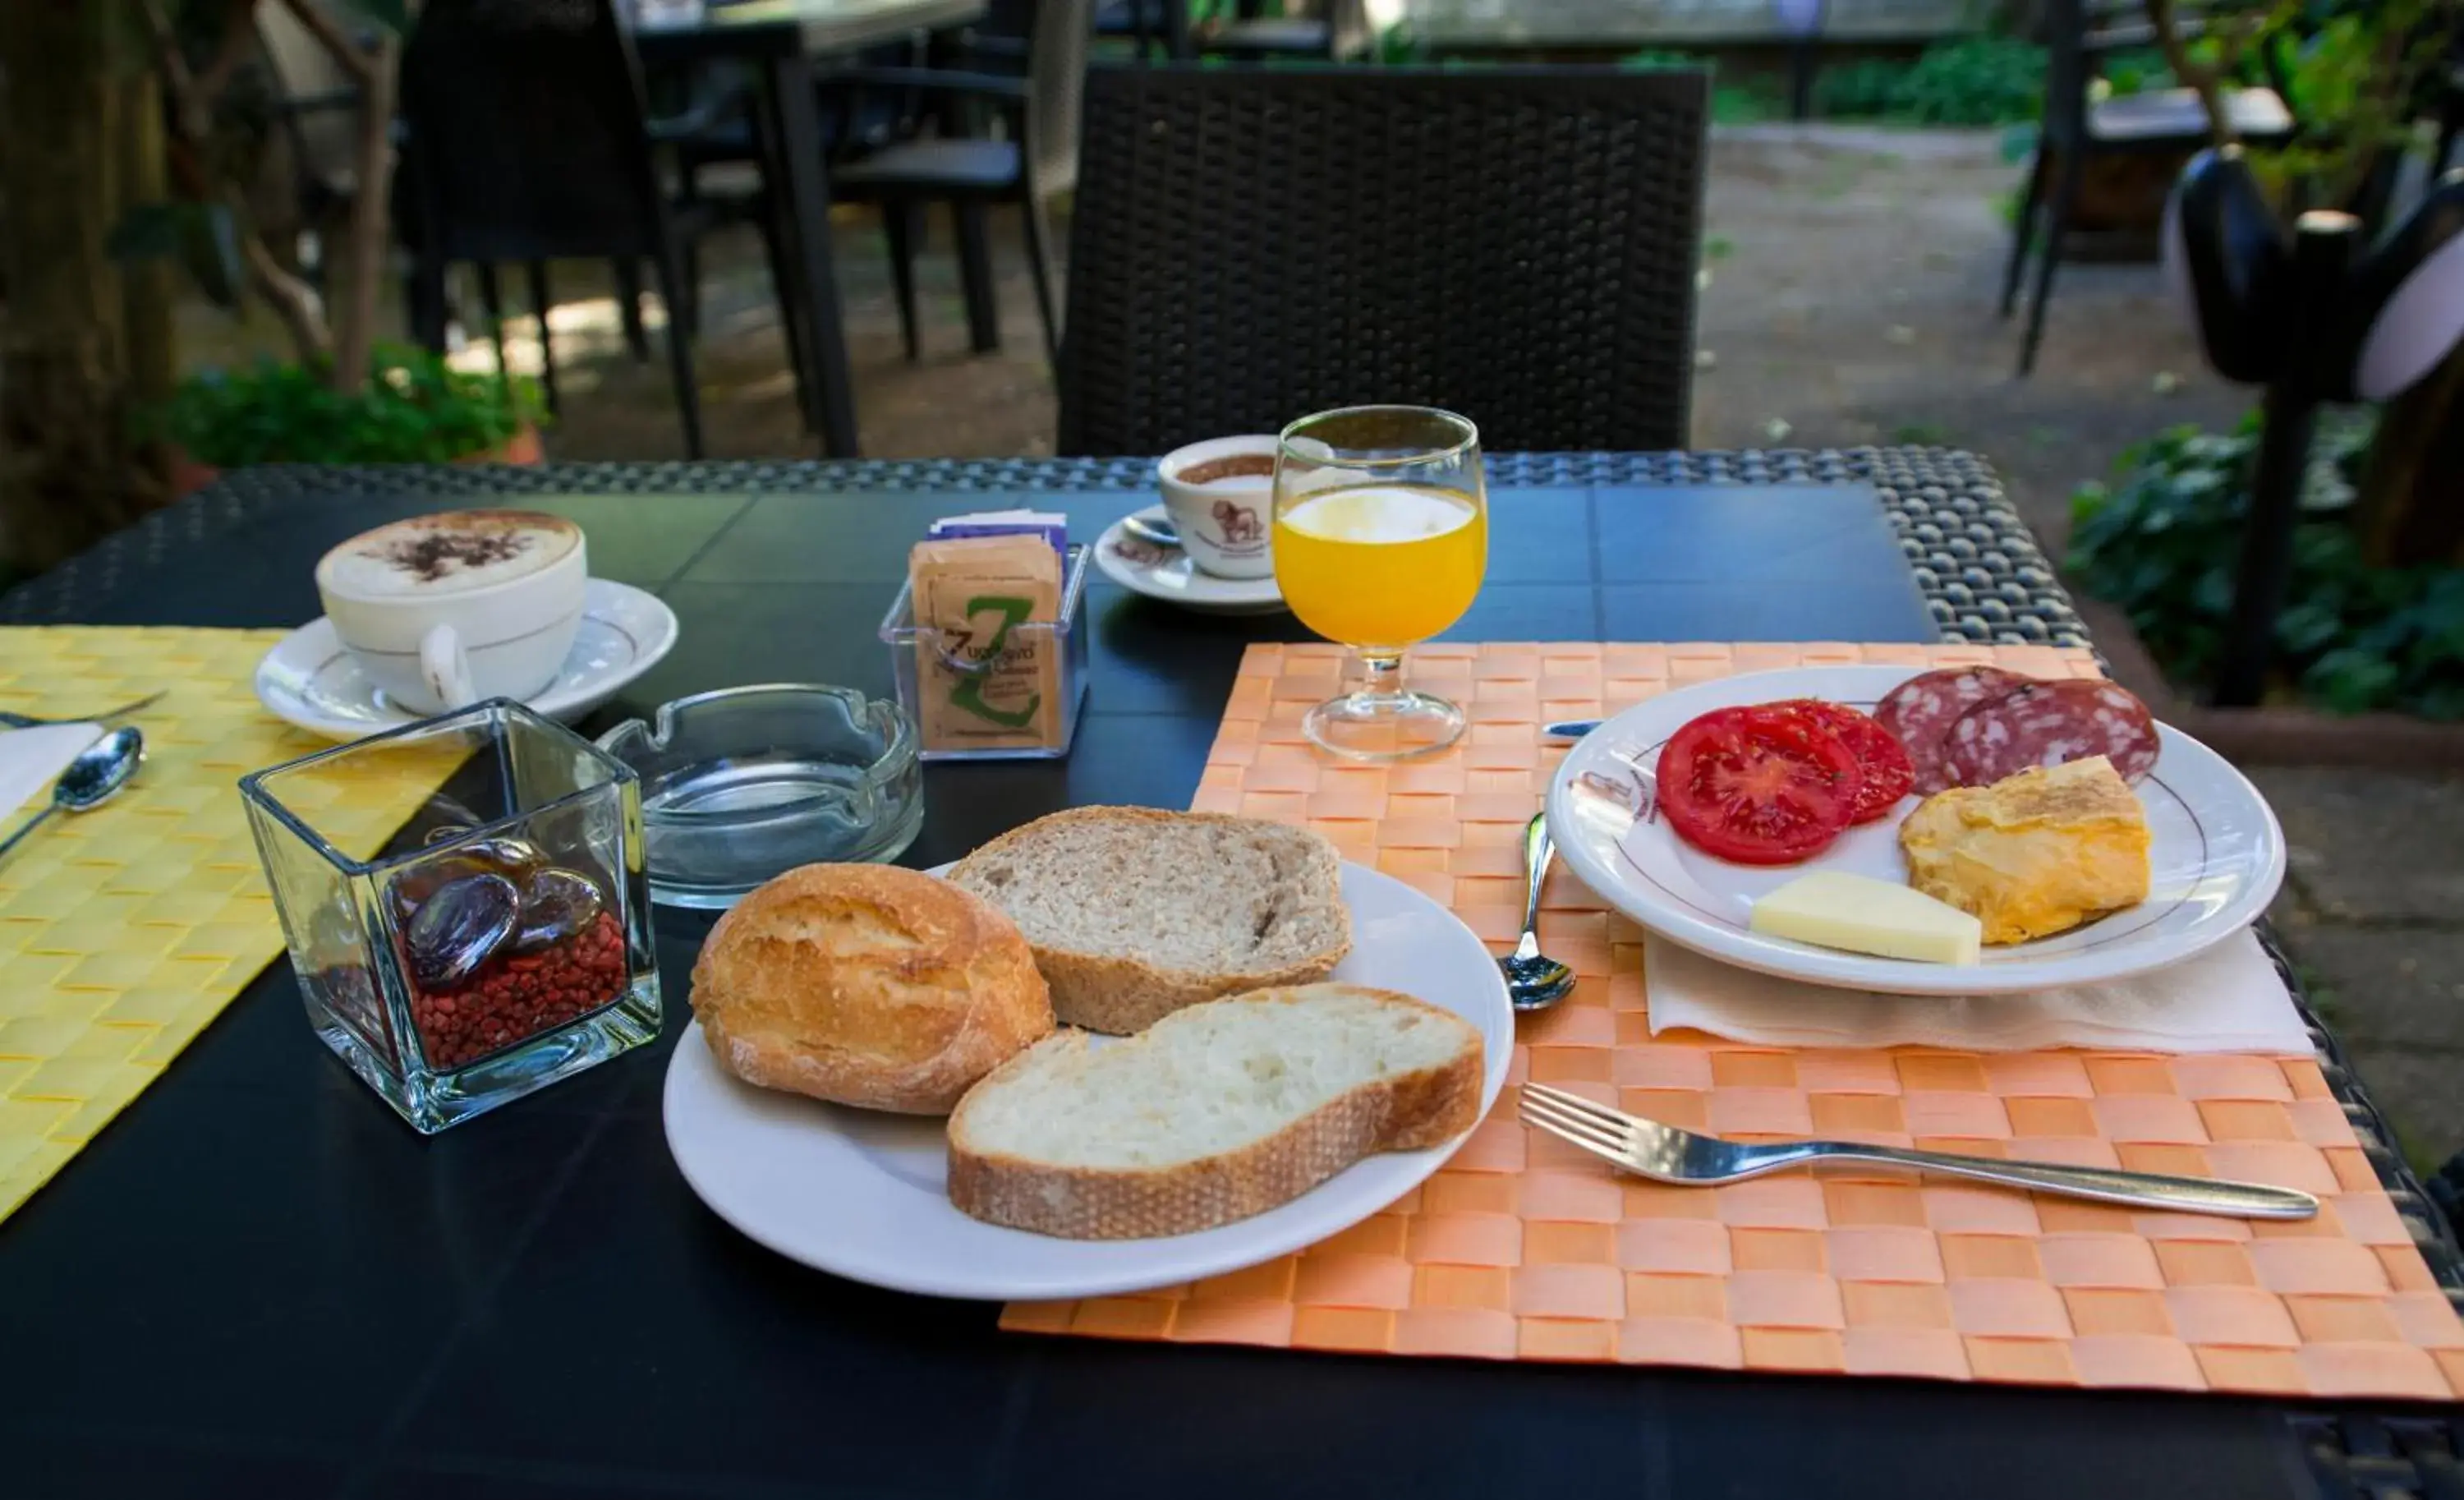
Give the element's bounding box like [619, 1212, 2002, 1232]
[254, 578, 678, 741]
[1092, 507, 1286, 614]
[1545, 665, 2286, 996]
[662, 861, 1513, 1300]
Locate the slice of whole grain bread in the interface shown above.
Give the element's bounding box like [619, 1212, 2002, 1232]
[947, 807, 1351, 1034]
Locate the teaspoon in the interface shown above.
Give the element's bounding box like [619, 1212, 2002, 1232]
[0, 727, 145, 864]
[1501, 812, 1575, 1011]
[1122, 513, 1181, 549]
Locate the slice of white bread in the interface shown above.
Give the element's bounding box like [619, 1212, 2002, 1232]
[945, 982, 1486, 1239]
[946, 807, 1352, 1034]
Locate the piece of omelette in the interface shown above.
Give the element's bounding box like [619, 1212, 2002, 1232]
[1897, 756, 2152, 946]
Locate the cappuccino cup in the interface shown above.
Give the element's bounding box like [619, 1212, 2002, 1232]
[1157, 435, 1280, 580]
[314, 510, 588, 715]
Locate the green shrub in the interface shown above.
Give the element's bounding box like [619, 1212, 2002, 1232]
[1814, 57, 1907, 119]
[156, 345, 545, 467]
[1814, 37, 2048, 125]
[2066, 415, 2464, 720]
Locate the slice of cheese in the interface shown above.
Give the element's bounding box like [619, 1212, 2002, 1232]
[1749, 871, 1983, 964]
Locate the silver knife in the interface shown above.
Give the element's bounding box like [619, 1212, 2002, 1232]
[1542, 720, 1600, 739]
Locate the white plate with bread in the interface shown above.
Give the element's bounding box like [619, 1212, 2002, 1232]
[1546, 665, 2286, 996]
[664, 808, 1513, 1300]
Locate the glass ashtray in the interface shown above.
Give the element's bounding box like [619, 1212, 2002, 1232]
[594, 684, 922, 909]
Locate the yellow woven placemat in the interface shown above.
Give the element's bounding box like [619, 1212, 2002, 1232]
[0, 628, 460, 1222]
[1004, 642, 2464, 1400]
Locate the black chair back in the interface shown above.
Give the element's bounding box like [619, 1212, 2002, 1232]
[1055, 66, 1709, 456]
[398, 0, 667, 262]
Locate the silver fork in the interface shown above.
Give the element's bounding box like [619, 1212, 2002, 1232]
[0, 690, 165, 730]
[1519, 1083, 2318, 1219]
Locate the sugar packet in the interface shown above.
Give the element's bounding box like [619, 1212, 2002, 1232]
[926, 509, 1067, 559]
[907, 534, 1064, 752]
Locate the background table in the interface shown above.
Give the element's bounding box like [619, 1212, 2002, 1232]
[1, 451, 2457, 1500]
[635, 0, 990, 455]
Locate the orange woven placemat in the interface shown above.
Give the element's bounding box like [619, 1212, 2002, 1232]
[1000, 641, 2464, 1399]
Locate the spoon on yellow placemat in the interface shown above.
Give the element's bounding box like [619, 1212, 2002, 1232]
[0, 726, 144, 865]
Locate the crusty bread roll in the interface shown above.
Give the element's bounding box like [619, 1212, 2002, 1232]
[692, 864, 1054, 1115]
[947, 983, 1484, 1238]
[946, 807, 1351, 1034]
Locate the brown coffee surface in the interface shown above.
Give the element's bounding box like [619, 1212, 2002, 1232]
[319, 508, 581, 598]
[1176, 454, 1276, 485]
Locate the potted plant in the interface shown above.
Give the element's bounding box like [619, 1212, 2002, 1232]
[159, 344, 546, 494]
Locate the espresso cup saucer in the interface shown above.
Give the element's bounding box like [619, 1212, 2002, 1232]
[255, 578, 680, 742]
[1092, 508, 1285, 616]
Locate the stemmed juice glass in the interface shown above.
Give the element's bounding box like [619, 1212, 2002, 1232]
[1271, 406, 1487, 761]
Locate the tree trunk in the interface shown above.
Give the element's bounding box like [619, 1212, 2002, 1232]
[121, 59, 177, 495]
[325, 36, 398, 393]
[0, 1, 172, 575]
[2356, 343, 2464, 569]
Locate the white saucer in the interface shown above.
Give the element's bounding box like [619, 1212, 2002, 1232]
[1092, 507, 1285, 615]
[255, 578, 679, 740]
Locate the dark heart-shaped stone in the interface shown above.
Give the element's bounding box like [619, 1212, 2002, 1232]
[402, 872, 520, 989]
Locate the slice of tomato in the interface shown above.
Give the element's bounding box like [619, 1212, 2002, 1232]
[1768, 698, 1915, 825]
[1653, 706, 1862, 865]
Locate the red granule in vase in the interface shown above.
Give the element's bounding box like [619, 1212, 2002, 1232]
[411, 911, 628, 1070]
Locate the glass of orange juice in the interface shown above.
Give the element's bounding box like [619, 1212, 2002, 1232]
[1272, 406, 1487, 761]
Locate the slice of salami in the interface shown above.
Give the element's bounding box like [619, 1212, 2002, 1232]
[1943, 679, 2160, 786]
[1873, 666, 2028, 794]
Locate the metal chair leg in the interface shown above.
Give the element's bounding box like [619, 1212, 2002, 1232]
[1020, 195, 1061, 367]
[614, 257, 651, 362]
[649, 246, 706, 459]
[406, 254, 450, 352]
[2017, 145, 2085, 378]
[524, 260, 560, 416]
[2000, 152, 2048, 320]
[883, 202, 923, 362]
[475, 262, 512, 380]
[954, 200, 1000, 354]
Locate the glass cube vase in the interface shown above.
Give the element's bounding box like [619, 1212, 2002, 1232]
[241, 701, 661, 1133]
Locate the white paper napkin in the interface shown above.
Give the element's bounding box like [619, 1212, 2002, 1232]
[1644, 930, 2313, 1054]
[0, 724, 103, 819]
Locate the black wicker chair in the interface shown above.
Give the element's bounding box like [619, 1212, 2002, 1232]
[1055, 65, 1709, 456]
[398, 0, 795, 457]
[829, 0, 1092, 364]
[2002, 0, 2296, 377]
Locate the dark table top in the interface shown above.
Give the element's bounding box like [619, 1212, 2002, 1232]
[631, 0, 987, 59]
[0, 453, 2450, 1500]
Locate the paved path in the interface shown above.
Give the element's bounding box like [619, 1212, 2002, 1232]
[2255, 768, 2464, 1171]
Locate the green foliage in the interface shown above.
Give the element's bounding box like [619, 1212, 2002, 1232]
[2097, 47, 2177, 98]
[1814, 37, 2048, 125]
[2067, 415, 2464, 720]
[154, 347, 545, 468]
[1616, 50, 1780, 124]
[1618, 48, 1703, 71]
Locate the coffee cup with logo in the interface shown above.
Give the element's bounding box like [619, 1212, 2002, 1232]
[1156, 435, 1280, 580]
[314, 510, 589, 716]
